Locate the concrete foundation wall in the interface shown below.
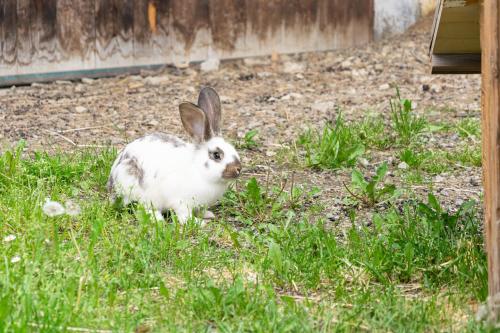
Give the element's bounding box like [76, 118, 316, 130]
[374, 0, 437, 39]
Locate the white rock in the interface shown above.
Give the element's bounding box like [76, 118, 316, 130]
[434, 175, 445, 183]
[174, 62, 189, 69]
[340, 60, 352, 70]
[283, 62, 305, 73]
[145, 76, 169, 86]
[359, 158, 370, 167]
[430, 84, 442, 93]
[281, 93, 303, 100]
[379, 83, 391, 91]
[148, 119, 159, 126]
[219, 95, 231, 103]
[75, 106, 88, 113]
[311, 101, 335, 113]
[200, 57, 220, 72]
[81, 78, 95, 85]
[55, 80, 72, 85]
[398, 162, 409, 170]
[266, 151, 276, 157]
[243, 57, 271, 66]
[257, 72, 272, 78]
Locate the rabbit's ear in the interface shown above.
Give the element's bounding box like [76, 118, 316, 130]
[179, 102, 208, 142]
[198, 87, 221, 136]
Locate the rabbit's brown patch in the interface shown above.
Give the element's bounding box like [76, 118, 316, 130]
[222, 157, 242, 179]
[125, 155, 145, 187]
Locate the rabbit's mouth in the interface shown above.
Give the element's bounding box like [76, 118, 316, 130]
[222, 160, 242, 179]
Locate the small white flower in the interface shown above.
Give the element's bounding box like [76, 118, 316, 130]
[42, 199, 65, 217]
[3, 234, 16, 243]
[10, 256, 21, 263]
[65, 200, 81, 217]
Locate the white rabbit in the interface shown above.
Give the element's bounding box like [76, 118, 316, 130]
[108, 87, 242, 223]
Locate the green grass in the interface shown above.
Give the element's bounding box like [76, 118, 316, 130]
[0, 142, 489, 332]
[298, 114, 365, 169]
[390, 92, 427, 145]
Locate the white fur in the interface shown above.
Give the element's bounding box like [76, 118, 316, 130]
[109, 134, 240, 223]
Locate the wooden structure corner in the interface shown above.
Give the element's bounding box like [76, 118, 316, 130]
[432, 0, 500, 324]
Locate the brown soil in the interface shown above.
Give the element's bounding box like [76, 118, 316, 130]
[0, 15, 482, 223]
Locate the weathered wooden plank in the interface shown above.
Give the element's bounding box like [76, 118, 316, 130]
[133, 0, 172, 66]
[16, 0, 33, 67]
[169, 0, 210, 63]
[2, 0, 18, 76]
[30, 0, 58, 67]
[431, 53, 481, 74]
[209, 0, 373, 60]
[481, 0, 500, 323]
[95, 0, 134, 68]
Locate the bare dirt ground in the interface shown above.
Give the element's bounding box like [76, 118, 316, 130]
[0, 16, 483, 223]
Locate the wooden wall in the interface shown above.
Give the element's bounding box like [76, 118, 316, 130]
[0, 0, 374, 84]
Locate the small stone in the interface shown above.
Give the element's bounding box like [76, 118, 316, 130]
[430, 84, 442, 93]
[174, 62, 189, 69]
[281, 93, 303, 100]
[470, 178, 480, 187]
[398, 162, 409, 170]
[200, 57, 220, 72]
[75, 106, 88, 113]
[374, 64, 384, 72]
[55, 80, 72, 85]
[379, 83, 390, 91]
[148, 119, 159, 126]
[283, 62, 305, 73]
[340, 60, 352, 70]
[128, 82, 144, 89]
[295, 73, 304, 80]
[311, 101, 335, 113]
[359, 158, 369, 167]
[266, 151, 276, 157]
[31, 82, 45, 88]
[81, 78, 95, 85]
[422, 84, 430, 92]
[144, 76, 169, 85]
[327, 214, 340, 222]
[257, 72, 272, 78]
[434, 175, 445, 183]
[475, 304, 488, 322]
[243, 57, 271, 66]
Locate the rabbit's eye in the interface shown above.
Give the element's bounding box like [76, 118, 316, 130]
[209, 148, 224, 162]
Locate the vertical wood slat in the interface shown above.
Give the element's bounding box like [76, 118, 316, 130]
[95, 0, 134, 68]
[0, 0, 17, 67]
[481, 0, 500, 323]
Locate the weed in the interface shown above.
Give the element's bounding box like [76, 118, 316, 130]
[236, 129, 260, 150]
[456, 118, 481, 140]
[346, 162, 399, 206]
[390, 90, 427, 145]
[354, 116, 393, 150]
[298, 114, 365, 169]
